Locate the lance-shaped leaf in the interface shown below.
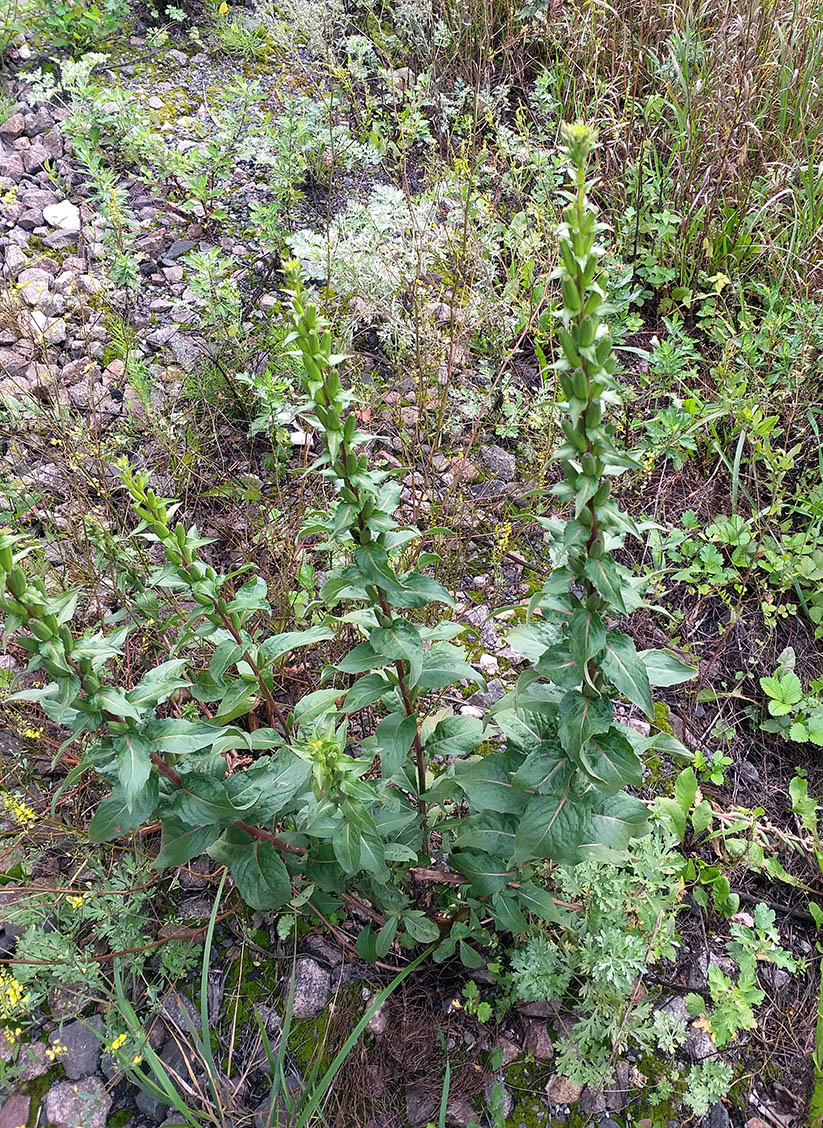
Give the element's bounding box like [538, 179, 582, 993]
[579, 726, 642, 793]
[127, 659, 189, 708]
[418, 642, 485, 690]
[424, 714, 485, 760]
[370, 619, 424, 686]
[638, 648, 697, 687]
[569, 608, 605, 674]
[535, 643, 581, 688]
[144, 717, 222, 755]
[209, 827, 292, 910]
[259, 624, 335, 663]
[452, 850, 516, 895]
[557, 689, 612, 766]
[506, 619, 563, 662]
[337, 641, 383, 674]
[602, 631, 653, 717]
[225, 752, 310, 820]
[342, 673, 389, 713]
[581, 790, 649, 856]
[116, 732, 151, 810]
[89, 778, 158, 843]
[517, 882, 575, 926]
[172, 773, 259, 825]
[453, 752, 527, 815]
[373, 710, 419, 777]
[583, 556, 627, 611]
[514, 788, 589, 865]
[154, 816, 220, 869]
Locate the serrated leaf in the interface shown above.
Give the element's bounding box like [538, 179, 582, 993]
[602, 631, 653, 717]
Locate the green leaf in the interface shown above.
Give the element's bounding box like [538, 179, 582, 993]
[342, 673, 389, 712]
[516, 882, 572, 925]
[259, 624, 334, 663]
[418, 642, 485, 690]
[638, 649, 697, 687]
[115, 732, 151, 810]
[89, 778, 158, 843]
[506, 620, 562, 662]
[127, 659, 189, 707]
[226, 752, 311, 819]
[155, 816, 220, 869]
[370, 619, 424, 686]
[291, 688, 341, 729]
[424, 715, 485, 760]
[580, 726, 642, 792]
[583, 557, 626, 611]
[173, 773, 258, 825]
[227, 575, 269, 613]
[583, 791, 649, 854]
[656, 797, 686, 841]
[675, 767, 699, 813]
[213, 680, 260, 724]
[209, 827, 291, 911]
[144, 718, 221, 755]
[374, 711, 419, 777]
[569, 609, 605, 670]
[375, 916, 398, 957]
[453, 753, 527, 815]
[691, 799, 713, 835]
[402, 911, 440, 943]
[332, 819, 361, 874]
[557, 689, 612, 765]
[336, 641, 382, 674]
[452, 851, 516, 895]
[492, 892, 528, 933]
[602, 631, 653, 717]
[760, 671, 802, 715]
[515, 789, 587, 865]
[95, 686, 142, 721]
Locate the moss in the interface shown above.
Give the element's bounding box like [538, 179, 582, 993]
[503, 1059, 552, 1127]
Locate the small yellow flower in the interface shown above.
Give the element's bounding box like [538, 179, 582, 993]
[131, 1054, 143, 1065]
[109, 1033, 128, 1052]
[66, 895, 85, 909]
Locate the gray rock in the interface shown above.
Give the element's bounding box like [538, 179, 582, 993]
[17, 267, 52, 305]
[43, 201, 81, 233]
[289, 958, 330, 1019]
[605, 1059, 632, 1112]
[48, 1015, 104, 1080]
[0, 152, 24, 181]
[252, 1072, 302, 1128]
[0, 340, 35, 379]
[659, 995, 715, 1062]
[22, 142, 49, 174]
[42, 1076, 111, 1128]
[168, 332, 201, 372]
[405, 1085, 475, 1127]
[161, 989, 200, 1034]
[24, 105, 54, 136]
[545, 1074, 582, 1105]
[3, 244, 28, 278]
[0, 1093, 30, 1128]
[467, 678, 505, 710]
[704, 1102, 730, 1128]
[480, 443, 516, 481]
[0, 113, 24, 140]
[162, 238, 197, 264]
[43, 229, 78, 250]
[16, 1039, 49, 1080]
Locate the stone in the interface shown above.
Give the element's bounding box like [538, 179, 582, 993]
[480, 443, 516, 481]
[17, 267, 52, 306]
[162, 238, 197, 264]
[0, 340, 35, 379]
[253, 1072, 301, 1128]
[545, 1074, 582, 1105]
[523, 1020, 554, 1061]
[405, 1084, 474, 1127]
[147, 96, 165, 109]
[22, 143, 49, 174]
[0, 1093, 30, 1128]
[16, 1039, 49, 1080]
[43, 201, 81, 233]
[42, 1077, 111, 1128]
[24, 105, 54, 136]
[0, 152, 24, 181]
[289, 957, 330, 1018]
[449, 457, 479, 482]
[745, 1120, 771, 1128]
[0, 114, 24, 140]
[28, 311, 67, 345]
[61, 358, 101, 386]
[161, 988, 200, 1034]
[48, 1015, 104, 1080]
[705, 1103, 730, 1128]
[3, 245, 28, 278]
[605, 1059, 632, 1112]
[168, 332, 201, 372]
